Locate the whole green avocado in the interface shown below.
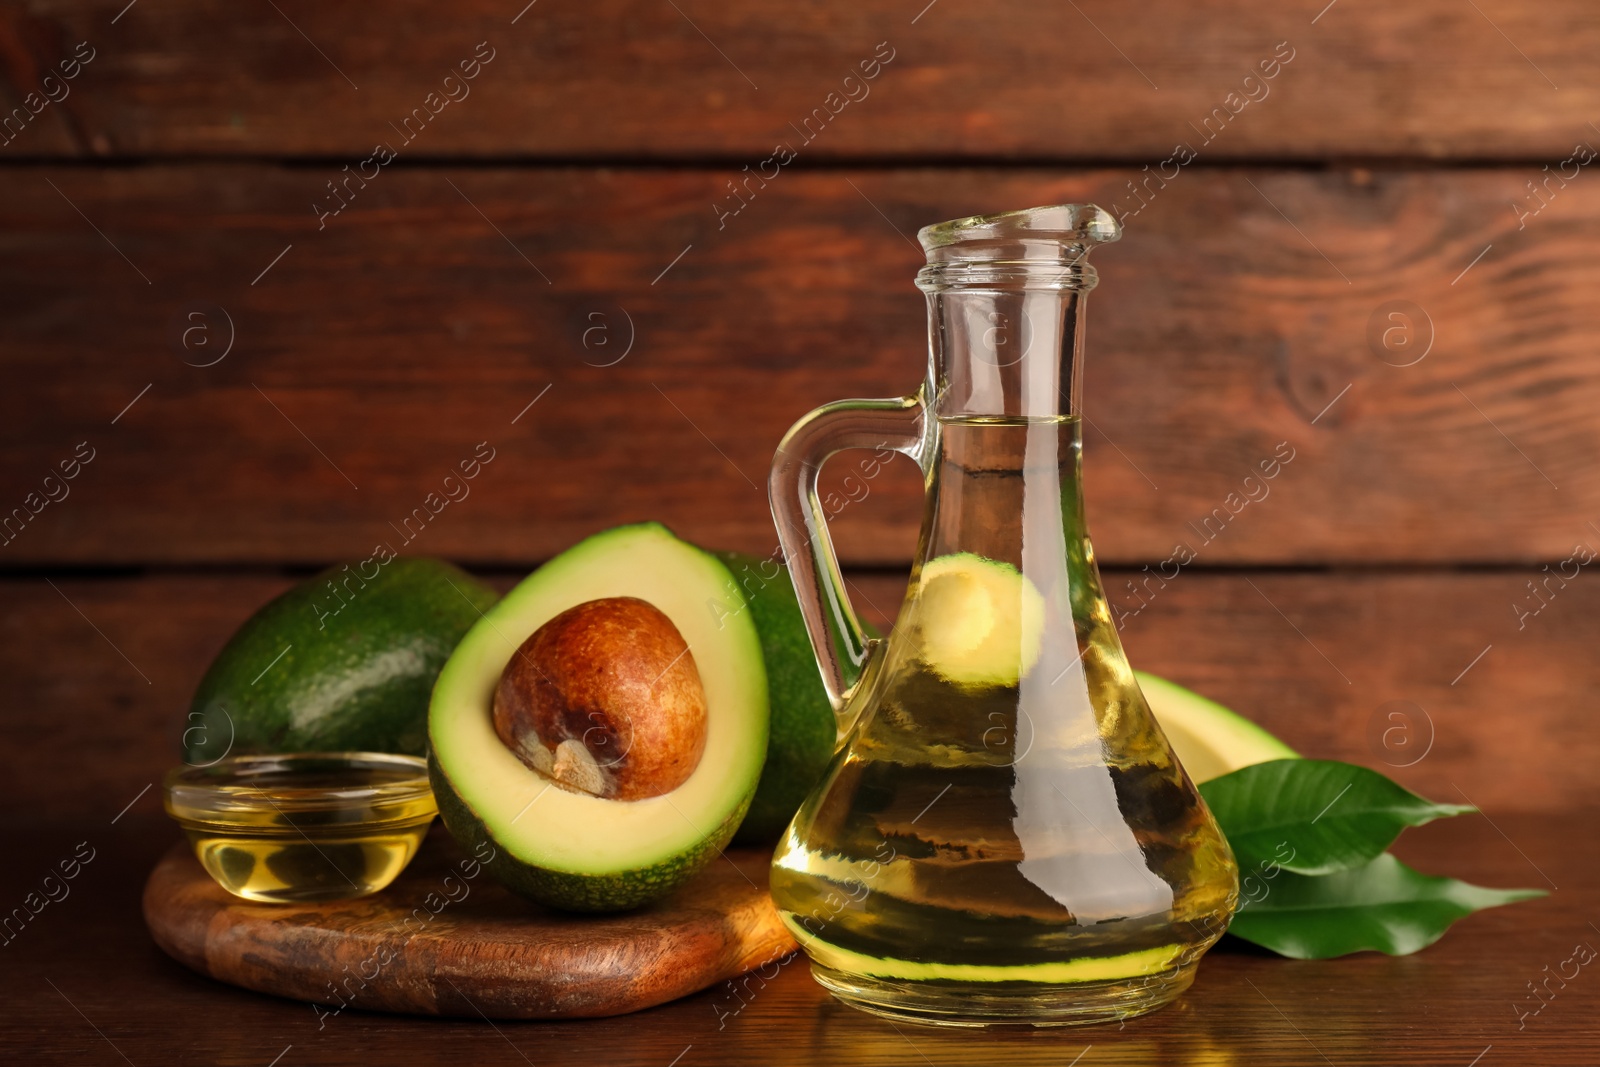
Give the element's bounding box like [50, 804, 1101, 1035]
[183, 557, 499, 765]
[716, 551, 841, 844]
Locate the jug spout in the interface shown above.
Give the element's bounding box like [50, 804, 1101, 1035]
[917, 203, 1121, 281]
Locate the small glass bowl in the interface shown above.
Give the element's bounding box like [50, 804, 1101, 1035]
[164, 752, 437, 903]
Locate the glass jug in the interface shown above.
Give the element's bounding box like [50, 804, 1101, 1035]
[767, 205, 1238, 1027]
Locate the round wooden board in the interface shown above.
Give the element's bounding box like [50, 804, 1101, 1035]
[143, 828, 797, 1019]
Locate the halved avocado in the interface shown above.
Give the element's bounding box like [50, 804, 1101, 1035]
[428, 523, 768, 912]
[1136, 670, 1299, 783]
[913, 552, 1045, 690]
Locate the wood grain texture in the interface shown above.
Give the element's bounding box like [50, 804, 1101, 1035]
[142, 833, 795, 1019]
[2, 166, 1596, 567]
[1, 1, 1594, 160]
[5, 812, 1591, 1065]
[4, 570, 1596, 822]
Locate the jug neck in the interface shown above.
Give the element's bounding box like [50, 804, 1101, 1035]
[915, 205, 1120, 421]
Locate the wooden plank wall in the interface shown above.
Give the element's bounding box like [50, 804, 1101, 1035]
[3, 1, 1595, 816]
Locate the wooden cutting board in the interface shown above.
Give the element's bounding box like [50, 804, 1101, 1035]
[142, 828, 798, 1019]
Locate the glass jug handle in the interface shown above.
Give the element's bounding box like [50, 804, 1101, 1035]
[769, 392, 928, 716]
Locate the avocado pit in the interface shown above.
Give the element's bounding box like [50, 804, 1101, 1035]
[492, 596, 708, 800]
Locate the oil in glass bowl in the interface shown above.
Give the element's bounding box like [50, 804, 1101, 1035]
[164, 753, 437, 903]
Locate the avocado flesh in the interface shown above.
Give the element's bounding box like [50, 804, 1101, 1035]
[429, 524, 768, 912]
[1136, 670, 1299, 783]
[914, 553, 1045, 690]
[185, 557, 499, 764]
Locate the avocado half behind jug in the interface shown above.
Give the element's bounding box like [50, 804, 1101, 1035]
[767, 205, 1239, 1027]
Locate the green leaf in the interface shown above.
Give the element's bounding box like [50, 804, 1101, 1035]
[1227, 853, 1545, 959]
[1199, 759, 1475, 875]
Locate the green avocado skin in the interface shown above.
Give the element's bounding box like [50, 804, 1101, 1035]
[428, 754, 750, 912]
[716, 551, 840, 844]
[183, 558, 499, 765]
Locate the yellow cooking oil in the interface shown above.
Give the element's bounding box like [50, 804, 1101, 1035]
[770, 416, 1239, 1025]
[166, 754, 436, 904]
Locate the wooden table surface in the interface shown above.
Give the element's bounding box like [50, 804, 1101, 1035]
[5, 809, 1591, 1067]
